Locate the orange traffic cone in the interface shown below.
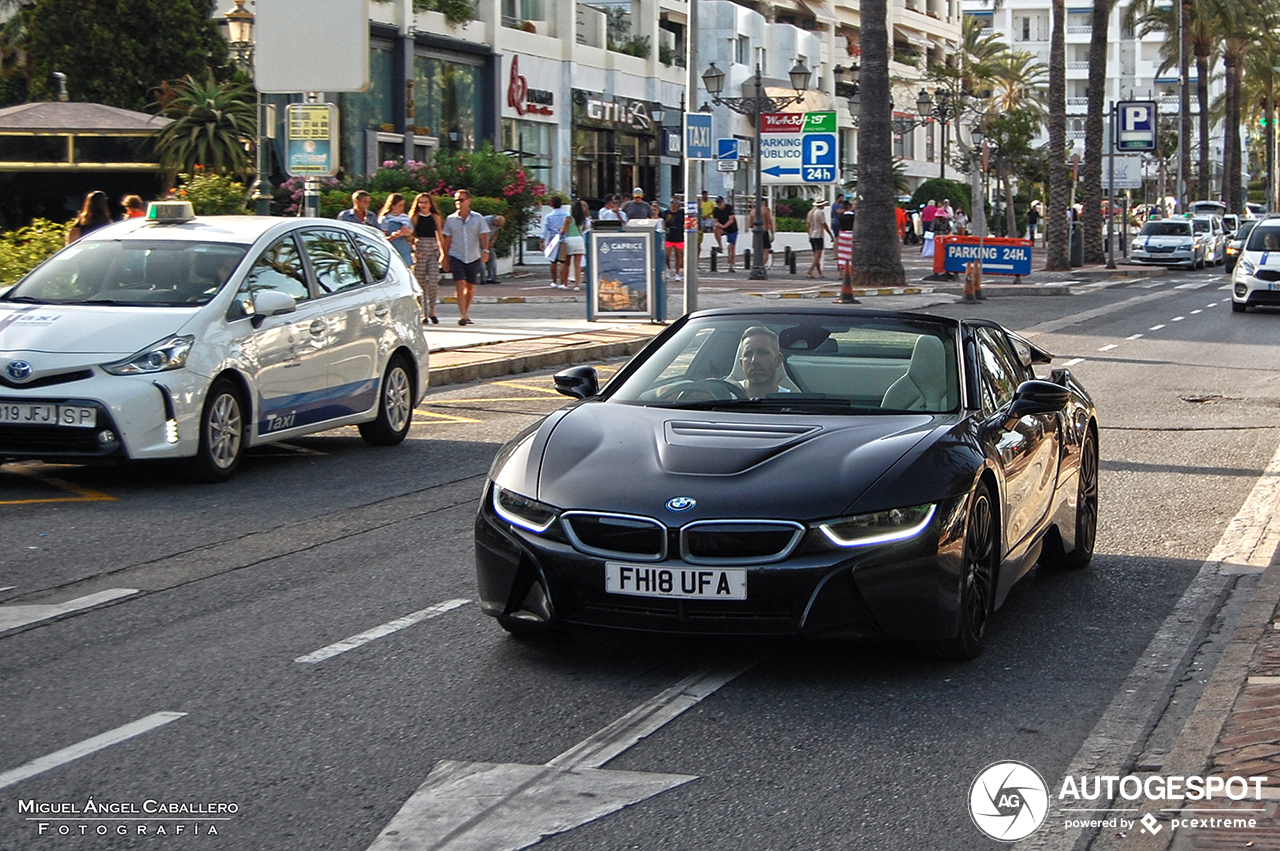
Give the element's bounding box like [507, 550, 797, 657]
[963, 261, 986, 303]
[833, 264, 860, 304]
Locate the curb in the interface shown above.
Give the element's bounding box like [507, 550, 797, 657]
[426, 332, 657, 387]
[750, 287, 934, 299]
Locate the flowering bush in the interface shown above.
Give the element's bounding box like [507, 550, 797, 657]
[175, 171, 249, 215]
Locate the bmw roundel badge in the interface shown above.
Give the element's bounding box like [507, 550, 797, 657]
[5, 360, 32, 381]
[666, 496, 696, 512]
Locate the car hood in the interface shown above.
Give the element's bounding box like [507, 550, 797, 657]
[530, 402, 944, 521]
[0, 303, 194, 358]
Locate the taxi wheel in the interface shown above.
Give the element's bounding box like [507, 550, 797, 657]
[1233, 301, 1247, 313]
[359, 354, 413, 446]
[184, 378, 246, 483]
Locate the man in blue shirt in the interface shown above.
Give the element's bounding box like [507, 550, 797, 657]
[440, 190, 491, 326]
[541, 197, 569, 289]
[336, 190, 379, 230]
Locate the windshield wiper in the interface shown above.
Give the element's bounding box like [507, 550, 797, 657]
[2, 295, 47, 304]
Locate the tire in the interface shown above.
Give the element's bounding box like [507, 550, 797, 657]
[183, 378, 247, 483]
[359, 354, 414, 446]
[928, 481, 998, 660]
[1232, 300, 1247, 313]
[1061, 428, 1098, 569]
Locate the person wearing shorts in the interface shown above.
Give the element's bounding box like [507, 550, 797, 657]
[662, 198, 685, 277]
[439, 189, 491, 325]
[807, 199, 833, 278]
[714, 199, 738, 270]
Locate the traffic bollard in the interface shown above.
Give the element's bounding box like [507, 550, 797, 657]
[787, 248, 797, 275]
[742, 249, 751, 271]
[710, 246, 718, 273]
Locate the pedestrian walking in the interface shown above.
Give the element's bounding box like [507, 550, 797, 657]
[714, 197, 738, 271]
[807, 199, 833, 278]
[439, 189, 491, 325]
[953, 206, 969, 236]
[921, 200, 938, 233]
[621, 188, 651, 221]
[337, 189, 380, 230]
[1027, 202, 1041, 242]
[121, 194, 145, 219]
[560, 199, 590, 291]
[933, 199, 952, 235]
[541, 196, 569, 288]
[66, 190, 111, 244]
[662, 197, 684, 278]
[379, 193, 415, 268]
[482, 214, 506, 283]
[754, 199, 775, 267]
[410, 193, 443, 324]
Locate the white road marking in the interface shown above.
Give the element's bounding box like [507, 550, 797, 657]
[1097, 344, 1118, 352]
[1150, 324, 1166, 331]
[0, 712, 186, 791]
[1207, 302, 1219, 307]
[294, 599, 471, 664]
[367, 661, 755, 851]
[1219, 284, 1232, 289]
[1137, 280, 1165, 289]
[1172, 315, 1185, 321]
[1191, 309, 1202, 314]
[1021, 439, 1280, 850]
[1127, 334, 1144, 340]
[0, 586, 15, 594]
[1174, 281, 1211, 289]
[0, 589, 138, 633]
[1062, 358, 1085, 367]
[1020, 290, 1176, 338]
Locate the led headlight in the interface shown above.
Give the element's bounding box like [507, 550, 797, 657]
[818, 503, 937, 548]
[1239, 259, 1257, 277]
[492, 485, 560, 533]
[102, 335, 194, 375]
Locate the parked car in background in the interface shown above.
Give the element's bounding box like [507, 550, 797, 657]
[1247, 202, 1268, 217]
[1131, 218, 1202, 269]
[1225, 219, 1259, 273]
[0, 202, 429, 481]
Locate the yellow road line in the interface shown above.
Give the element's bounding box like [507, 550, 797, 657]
[425, 396, 558, 404]
[413, 410, 482, 424]
[0, 468, 116, 505]
[490, 380, 561, 394]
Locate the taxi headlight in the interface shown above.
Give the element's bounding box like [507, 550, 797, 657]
[1240, 258, 1257, 277]
[101, 335, 194, 375]
[492, 485, 560, 533]
[818, 503, 937, 548]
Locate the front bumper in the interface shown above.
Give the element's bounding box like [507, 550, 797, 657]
[1131, 248, 1194, 266]
[1232, 270, 1280, 305]
[0, 369, 207, 463]
[474, 484, 969, 640]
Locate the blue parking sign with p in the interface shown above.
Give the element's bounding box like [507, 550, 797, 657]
[801, 133, 837, 184]
[1116, 101, 1157, 151]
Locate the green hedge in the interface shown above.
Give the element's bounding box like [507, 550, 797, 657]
[776, 217, 807, 233]
[0, 218, 71, 287]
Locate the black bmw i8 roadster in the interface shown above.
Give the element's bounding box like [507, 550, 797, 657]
[475, 307, 1098, 658]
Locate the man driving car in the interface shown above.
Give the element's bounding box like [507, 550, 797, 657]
[737, 326, 787, 398]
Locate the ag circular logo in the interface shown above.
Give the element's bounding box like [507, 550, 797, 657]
[968, 761, 1049, 842]
[5, 360, 32, 381]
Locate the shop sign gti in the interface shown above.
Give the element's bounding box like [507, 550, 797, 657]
[507, 56, 554, 117]
[574, 90, 654, 133]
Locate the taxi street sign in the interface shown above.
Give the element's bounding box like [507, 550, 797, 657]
[686, 113, 713, 160]
[1116, 101, 1158, 152]
[285, 103, 339, 177]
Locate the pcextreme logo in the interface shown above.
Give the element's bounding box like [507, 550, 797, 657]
[968, 761, 1051, 841]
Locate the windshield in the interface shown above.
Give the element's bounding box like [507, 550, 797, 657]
[1234, 221, 1257, 240]
[1191, 220, 1212, 234]
[609, 314, 960, 414]
[2, 240, 249, 306]
[1140, 222, 1191, 237]
[1246, 227, 1280, 252]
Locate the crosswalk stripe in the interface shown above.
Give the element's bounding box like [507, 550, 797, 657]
[295, 599, 471, 664]
[0, 712, 186, 791]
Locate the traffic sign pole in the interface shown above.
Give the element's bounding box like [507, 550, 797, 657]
[682, 0, 699, 314]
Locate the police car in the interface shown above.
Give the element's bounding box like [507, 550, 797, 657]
[0, 202, 429, 480]
[1231, 216, 1280, 312]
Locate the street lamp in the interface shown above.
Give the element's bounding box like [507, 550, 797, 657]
[916, 89, 963, 178]
[703, 59, 810, 280]
[223, 1, 271, 215]
[845, 69, 939, 139]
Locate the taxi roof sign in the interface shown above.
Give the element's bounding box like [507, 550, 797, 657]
[145, 201, 195, 223]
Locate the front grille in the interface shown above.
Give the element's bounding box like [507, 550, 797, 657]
[0, 369, 94, 390]
[680, 520, 806, 564]
[0, 424, 104, 454]
[561, 512, 667, 560]
[1246, 289, 1280, 305]
[1255, 270, 1280, 282]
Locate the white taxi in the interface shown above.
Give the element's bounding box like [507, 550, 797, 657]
[0, 202, 428, 481]
[1231, 216, 1280, 312]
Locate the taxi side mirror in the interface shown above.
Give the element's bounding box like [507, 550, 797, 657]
[249, 290, 297, 327]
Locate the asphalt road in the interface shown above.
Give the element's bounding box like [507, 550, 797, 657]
[3, 263, 1278, 851]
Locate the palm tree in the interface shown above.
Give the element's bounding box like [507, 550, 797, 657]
[1241, 33, 1280, 209]
[1081, 0, 1115, 264]
[152, 71, 255, 181]
[987, 50, 1047, 235]
[1045, 0, 1070, 269]
[849, 0, 905, 288]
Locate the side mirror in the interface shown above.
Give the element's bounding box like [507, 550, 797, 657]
[554, 365, 599, 400]
[995, 379, 1069, 431]
[249, 290, 296, 327]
